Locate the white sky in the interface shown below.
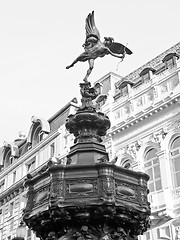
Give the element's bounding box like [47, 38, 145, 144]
[0, 0, 180, 144]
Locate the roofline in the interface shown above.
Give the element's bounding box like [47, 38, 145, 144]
[5, 98, 79, 148]
[94, 72, 122, 84]
[123, 41, 180, 81]
[48, 97, 79, 123]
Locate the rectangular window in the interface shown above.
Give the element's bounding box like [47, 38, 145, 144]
[175, 172, 180, 187]
[0, 209, 2, 224]
[155, 179, 162, 191]
[50, 143, 55, 157]
[158, 226, 171, 239]
[9, 202, 14, 216]
[0, 181, 5, 194]
[170, 137, 180, 188]
[0, 229, 3, 240]
[38, 131, 44, 142]
[28, 143, 32, 150]
[13, 171, 16, 184]
[146, 168, 153, 179]
[173, 156, 180, 172]
[121, 86, 128, 96]
[148, 182, 155, 192]
[142, 72, 150, 82]
[166, 58, 174, 68]
[144, 149, 162, 193]
[10, 156, 13, 165]
[0, 164, 4, 172]
[154, 165, 161, 178]
[26, 157, 36, 173]
[64, 135, 68, 147]
[10, 218, 14, 231]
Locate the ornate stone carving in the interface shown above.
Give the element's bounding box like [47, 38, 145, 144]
[136, 97, 143, 107]
[149, 133, 160, 145]
[147, 91, 154, 102]
[128, 144, 137, 158]
[160, 83, 168, 94]
[149, 129, 167, 147]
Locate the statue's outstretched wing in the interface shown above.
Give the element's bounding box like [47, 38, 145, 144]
[85, 11, 100, 40]
[108, 42, 133, 55]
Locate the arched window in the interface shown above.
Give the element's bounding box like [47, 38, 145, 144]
[144, 148, 162, 193]
[162, 52, 179, 69]
[4, 149, 12, 168]
[139, 67, 155, 82]
[170, 136, 180, 188]
[2, 142, 19, 169]
[27, 116, 50, 148]
[32, 124, 43, 146]
[116, 80, 134, 97]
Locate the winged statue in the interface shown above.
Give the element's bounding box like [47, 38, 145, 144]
[66, 11, 133, 82]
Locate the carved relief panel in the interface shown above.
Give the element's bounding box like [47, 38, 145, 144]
[115, 180, 138, 202]
[65, 179, 98, 198]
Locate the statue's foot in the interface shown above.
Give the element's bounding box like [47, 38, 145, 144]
[66, 64, 74, 69]
[83, 75, 89, 82]
[83, 78, 88, 83]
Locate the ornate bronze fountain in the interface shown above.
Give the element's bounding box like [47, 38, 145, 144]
[23, 80, 150, 240]
[23, 11, 150, 240]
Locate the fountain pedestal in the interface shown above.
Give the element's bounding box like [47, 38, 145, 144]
[23, 82, 150, 240]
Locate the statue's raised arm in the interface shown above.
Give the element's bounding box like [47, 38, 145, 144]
[66, 11, 133, 82]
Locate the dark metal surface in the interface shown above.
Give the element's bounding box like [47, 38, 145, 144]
[66, 11, 132, 82]
[23, 81, 150, 240]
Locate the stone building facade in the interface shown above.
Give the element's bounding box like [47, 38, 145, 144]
[0, 99, 78, 240]
[96, 42, 180, 239]
[0, 42, 180, 240]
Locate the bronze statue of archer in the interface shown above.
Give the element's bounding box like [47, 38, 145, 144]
[66, 11, 132, 82]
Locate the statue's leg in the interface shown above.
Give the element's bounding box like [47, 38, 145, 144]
[66, 52, 88, 69]
[83, 59, 94, 82]
[66, 59, 78, 69]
